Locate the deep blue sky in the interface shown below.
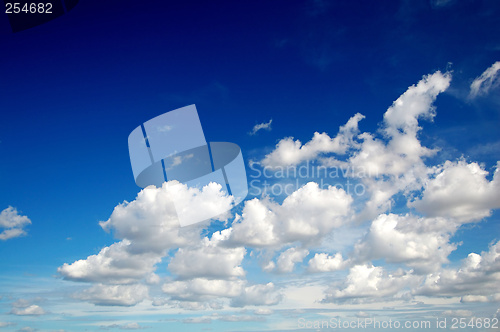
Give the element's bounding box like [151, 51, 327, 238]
[0, 1, 499, 331]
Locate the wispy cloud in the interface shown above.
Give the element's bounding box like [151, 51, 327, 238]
[469, 61, 500, 99]
[249, 119, 272, 135]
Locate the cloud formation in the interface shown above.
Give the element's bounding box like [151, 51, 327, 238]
[10, 299, 46, 316]
[0, 206, 31, 240]
[249, 119, 273, 135]
[262, 113, 364, 167]
[469, 61, 500, 98]
[228, 182, 353, 248]
[59, 69, 500, 315]
[416, 241, 500, 302]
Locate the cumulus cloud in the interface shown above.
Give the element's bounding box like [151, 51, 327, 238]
[416, 241, 500, 302]
[322, 264, 417, 303]
[10, 300, 46, 316]
[260, 71, 452, 223]
[254, 308, 273, 315]
[249, 119, 272, 135]
[308, 252, 348, 272]
[59, 182, 233, 305]
[168, 232, 246, 280]
[354, 214, 458, 274]
[162, 278, 245, 302]
[276, 247, 309, 273]
[75, 284, 149, 306]
[58, 240, 163, 284]
[231, 282, 282, 307]
[469, 61, 500, 98]
[261, 113, 364, 167]
[228, 182, 352, 248]
[410, 160, 500, 222]
[0, 207, 31, 240]
[58, 68, 500, 313]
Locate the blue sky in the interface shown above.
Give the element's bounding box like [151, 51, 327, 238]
[0, 0, 499, 331]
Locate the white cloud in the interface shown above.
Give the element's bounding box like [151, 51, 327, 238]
[162, 278, 244, 302]
[161, 277, 282, 308]
[259, 71, 451, 224]
[254, 308, 273, 315]
[0, 322, 14, 328]
[10, 301, 45, 316]
[59, 182, 232, 297]
[410, 160, 500, 222]
[354, 214, 458, 274]
[165, 153, 194, 170]
[261, 113, 364, 167]
[308, 252, 348, 272]
[231, 282, 282, 307]
[75, 284, 149, 306]
[229, 182, 352, 248]
[383, 71, 450, 135]
[276, 247, 309, 273]
[322, 264, 417, 303]
[0, 206, 31, 240]
[99, 182, 225, 254]
[416, 241, 500, 302]
[250, 119, 273, 135]
[58, 240, 162, 284]
[168, 234, 246, 279]
[56, 68, 500, 314]
[469, 61, 500, 98]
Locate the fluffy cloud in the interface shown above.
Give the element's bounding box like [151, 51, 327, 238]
[382, 71, 450, 136]
[0, 206, 31, 240]
[250, 119, 272, 135]
[10, 299, 46, 316]
[416, 241, 500, 302]
[322, 265, 417, 303]
[354, 214, 458, 274]
[58, 68, 500, 313]
[98, 182, 222, 254]
[168, 233, 246, 280]
[410, 160, 500, 222]
[230, 282, 282, 307]
[58, 240, 162, 284]
[261, 113, 364, 167]
[161, 277, 282, 308]
[308, 252, 348, 272]
[228, 182, 352, 247]
[259, 71, 452, 224]
[162, 278, 244, 302]
[59, 182, 233, 305]
[469, 61, 500, 98]
[276, 247, 309, 273]
[75, 284, 149, 306]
